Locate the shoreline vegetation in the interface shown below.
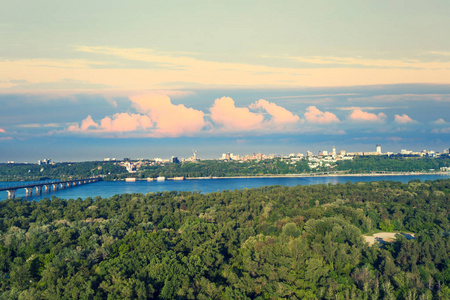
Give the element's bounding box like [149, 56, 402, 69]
[124, 171, 450, 181]
[0, 178, 449, 298]
[1, 155, 449, 182]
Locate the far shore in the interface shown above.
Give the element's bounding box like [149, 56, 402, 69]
[125, 171, 450, 181]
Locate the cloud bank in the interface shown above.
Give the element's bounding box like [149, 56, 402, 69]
[62, 94, 430, 139]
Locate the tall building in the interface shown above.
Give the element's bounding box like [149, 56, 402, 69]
[332, 146, 336, 156]
[376, 144, 381, 154]
[170, 156, 180, 164]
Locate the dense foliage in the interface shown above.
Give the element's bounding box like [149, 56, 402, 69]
[336, 155, 450, 174]
[1, 179, 449, 299]
[139, 159, 311, 179]
[0, 162, 127, 182]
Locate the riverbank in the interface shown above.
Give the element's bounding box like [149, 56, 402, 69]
[181, 171, 450, 180]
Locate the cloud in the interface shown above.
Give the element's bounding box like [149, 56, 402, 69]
[210, 97, 264, 131]
[431, 127, 450, 134]
[350, 94, 450, 103]
[0, 128, 5, 133]
[337, 106, 397, 111]
[67, 94, 205, 137]
[250, 99, 300, 126]
[304, 106, 339, 124]
[100, 113, 152, 132]
[348, 109, 386, 122]
[68, 113, 152, 133]
[266, 93, 358, 99]
[130, 94, 205, 137]
[287, 55, 450, 69]
[3, 47, 450, 91]
[433, 118, 447, 124]
[394, 114, 416, 124]
[387, 137, 402, 142]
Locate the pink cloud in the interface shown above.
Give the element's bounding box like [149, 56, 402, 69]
[80, 115, 99, 130]
[210, 97, 264, 131]
[130, 94, 205, 137]
[68, 113, 151, 133]
[394, 114, 416, 124]
[100, 113, 152, 132]
[0, 128, 5, 133]
[304, 106, 339, 124]
[348, 109, 386, 122]
[250, 99, 300, 125]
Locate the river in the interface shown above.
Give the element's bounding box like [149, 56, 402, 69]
[1, 174, 449, 201]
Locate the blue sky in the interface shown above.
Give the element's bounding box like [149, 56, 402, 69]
[1, 1, 450, 161]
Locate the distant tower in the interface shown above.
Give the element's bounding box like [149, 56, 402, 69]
[376, 144, 381, 154]
[193, 150, 198, 160]
[332, 146, 336, 156]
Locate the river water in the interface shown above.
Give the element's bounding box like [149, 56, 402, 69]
[1, 174, 449, 201]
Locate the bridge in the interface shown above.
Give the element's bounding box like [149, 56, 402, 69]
[0, 177, 102, 199]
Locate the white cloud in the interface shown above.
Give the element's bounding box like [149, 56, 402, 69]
[304, 106, 339, 124]
[394, 114, 416, 124]
[433, 118, 447, 124]
[130, 94, 206, 137]
[210, 97, 264, 131]
[250, 99, 300, 126]
[348, 109, 386, 122]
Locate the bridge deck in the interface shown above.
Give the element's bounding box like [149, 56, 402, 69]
[0, 178, 101, 192]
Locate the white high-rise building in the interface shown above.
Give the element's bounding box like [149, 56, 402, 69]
[376, 144, 381, 154]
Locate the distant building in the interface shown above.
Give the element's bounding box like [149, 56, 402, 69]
[38, 159, 51, 165]
[170, 156, 180, 164]
[376, 144, 381, 154]
[307, 151, 313, 157]
[332, 146, 336, 156]
[400, 149, 412, 155]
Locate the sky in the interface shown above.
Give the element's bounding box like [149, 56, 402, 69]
[1, 0, 450, 162]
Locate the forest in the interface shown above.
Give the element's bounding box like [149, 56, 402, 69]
[0, 179, 449, 299]
[0, 162, 127, 182]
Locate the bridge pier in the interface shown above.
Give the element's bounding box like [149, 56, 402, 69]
[44, 185, 50, 192]
[7, 190, 15, 199]
[52, 184, 59, 191]
[25, 188, 32, 197]
[35, 186, 42, 195]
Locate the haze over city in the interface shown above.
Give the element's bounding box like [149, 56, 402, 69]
[1, 1, 450, 162]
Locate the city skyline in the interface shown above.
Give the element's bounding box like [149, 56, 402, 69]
[1, 1, 450, 161]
